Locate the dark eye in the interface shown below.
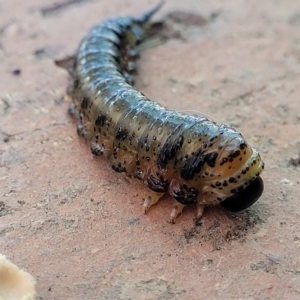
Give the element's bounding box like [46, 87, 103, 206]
[220, 176, 264, 212]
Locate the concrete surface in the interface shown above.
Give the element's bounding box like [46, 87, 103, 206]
[0, 0, 300, 299]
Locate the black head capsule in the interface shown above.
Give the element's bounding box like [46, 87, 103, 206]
[220, 176, 264, 212]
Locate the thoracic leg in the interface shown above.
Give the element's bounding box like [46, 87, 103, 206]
[143, 191, 164, 214]
[196, 203, 205, 219]
[169, 200, 185, 224]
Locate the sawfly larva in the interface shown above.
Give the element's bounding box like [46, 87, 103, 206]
[56, 2, 264, 223]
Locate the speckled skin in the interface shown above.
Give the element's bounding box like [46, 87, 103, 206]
[61, 4, 264, 222]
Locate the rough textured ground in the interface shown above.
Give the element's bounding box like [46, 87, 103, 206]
[1, 0, 300, 299]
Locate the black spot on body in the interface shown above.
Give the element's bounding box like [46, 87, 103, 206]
[181, 149, 218, 181]
[228, 150, 241, 160]
[116, 127, 129, 141]
[157, 131, 184, 170]
[113, 147, 118, 159]
[239, 142, 247, 150]
[146, 173, 169, 193]
[229, 177, 235, 183]
[95, 115, 106, 127]
[112, 163, 126, 173]
[81, 97, 89, 110]
[181, 148, 205, 181]
[235, 150, 240, 157]
[205, 152, 218, 168]
[172, 185, 199, 205]
[220, 158, 228, 166]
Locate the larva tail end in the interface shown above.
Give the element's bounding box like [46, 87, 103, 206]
[137, 1, 165, 24]
[220, 176, 264, 212]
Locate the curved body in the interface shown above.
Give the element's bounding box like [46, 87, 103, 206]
[59, 3, 264, 222]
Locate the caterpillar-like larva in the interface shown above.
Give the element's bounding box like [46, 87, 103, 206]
[56, 2, 264, 223]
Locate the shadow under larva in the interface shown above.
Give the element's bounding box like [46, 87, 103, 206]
[55, 2, 265, 223]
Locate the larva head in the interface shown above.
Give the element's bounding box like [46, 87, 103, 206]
[220, 175, 263, 211]
[180, 133, 264, 210]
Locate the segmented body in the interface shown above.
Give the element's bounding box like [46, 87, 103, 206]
[59, 3, 264, 222]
